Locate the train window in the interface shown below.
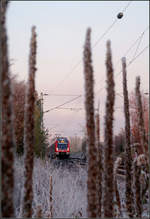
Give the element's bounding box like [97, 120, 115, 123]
[57, 138, 68, 144]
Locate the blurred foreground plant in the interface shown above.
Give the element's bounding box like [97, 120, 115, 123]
[122, 57, 134, 217]
[83, 28, 98, 218]
[1, 0, 15, 216]
[22, 26, 37, 217]
[103, 40, 115, 218]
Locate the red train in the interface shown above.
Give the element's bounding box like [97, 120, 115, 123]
[55, 137, 70, 158]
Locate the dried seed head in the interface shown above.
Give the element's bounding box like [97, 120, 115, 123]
[49, 175, 53, 218]
[23, 26, 37, 218]
[103, 40, 115, 218]
[122, 56, 135, 217]
[135, 76, 148, 155]
[1, 0, 15, 216]
[83, 27, 98, 218]
[36, 205, 42, 218]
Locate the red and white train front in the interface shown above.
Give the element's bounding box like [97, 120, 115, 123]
[55, 137, 70, 158]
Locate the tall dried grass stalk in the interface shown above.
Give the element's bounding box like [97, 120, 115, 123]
[135, 77, 149, 215]
[96, 102, 100, 143]
[103, 40, 115, 218]
[83, 28, 98, 218]
[135, 76, 147, 154]
[49, 175, 53, 218]
[114, 157, 122, 217]
[35, 205, 42, 218]
[136, 154, 149, 202]
[133, 158, 142, 218]
[22, 26, 37, 217]
[1, 0, 15, 217]
[122, 57, 134, 217]
[95, 106, 102, 218]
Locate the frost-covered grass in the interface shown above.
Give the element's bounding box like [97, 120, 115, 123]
[14, 157, 87, 218]
[117, 177, 149, 218]
[14, 157, 149, 218]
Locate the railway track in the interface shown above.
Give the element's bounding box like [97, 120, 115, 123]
[51, 156, 87, 169]
[50, 153, 126, 180]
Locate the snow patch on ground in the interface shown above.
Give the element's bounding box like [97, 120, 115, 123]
[14, 158, 87, 218]
[14, 157, 149, 218]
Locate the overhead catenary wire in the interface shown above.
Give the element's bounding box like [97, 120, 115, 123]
[44, 107, 100, 112]
[92, 1, 132, 48]
[93, 2, 133, 48]
[116, 44, 149, 77]
[45, 34, 149, 114]
[44, 1, 149, 115]
[44, 41, 149, 114]
[132, 32, 144, 60]
[45, 25, 149, 102]
[44, 95, 82, 113]
[46, 25, 148, 99]
[44, 94, 82, 97]
[95, 25, 149, 89]
[96, 44, 149, 95]
[49, 1, 133, 93]
[115, 26, 149, 67]
[122, 1, 133, 13]
[49, 107, 83, 111]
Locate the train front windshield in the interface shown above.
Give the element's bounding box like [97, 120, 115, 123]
[57, 138, 68, 149]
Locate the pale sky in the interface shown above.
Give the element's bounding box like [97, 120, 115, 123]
[7, 1, 149, 140]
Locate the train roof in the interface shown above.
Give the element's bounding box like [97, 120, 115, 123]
[56, 137, 68, 140]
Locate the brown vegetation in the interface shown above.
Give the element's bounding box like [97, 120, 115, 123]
[22, 26, 37, 217]
[49, 175, 53, 218]
[0, 2, 149, 217]
[103, 40, 115, 218]
[35, 205, 43, 218]
[135, 76, 148, 154]
[129, 91, 149, 148]
[95, 108, 102, 218]
[133, 158, 142, 218]
[12, 78, 26, 154]
[83, 28, 98, 218]
[114, 157, 122, 217]
[122, 57, 134, 217]
[1, 0, 15, 217]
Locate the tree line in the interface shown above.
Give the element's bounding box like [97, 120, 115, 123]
[11, 76, 49, 158]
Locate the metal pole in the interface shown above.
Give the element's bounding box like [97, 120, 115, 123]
[40, 92, 44, 130]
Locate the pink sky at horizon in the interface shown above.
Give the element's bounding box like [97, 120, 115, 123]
[7, 1, 149, 140]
